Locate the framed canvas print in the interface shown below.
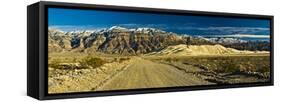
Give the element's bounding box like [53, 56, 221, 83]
[27, 1, 274, 100]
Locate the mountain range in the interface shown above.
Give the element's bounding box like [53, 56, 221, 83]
[48, 26, 269, 55]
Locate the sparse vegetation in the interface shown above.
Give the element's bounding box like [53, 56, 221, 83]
[165, 57, 179, 62]
[214, 59, 240, 73]
[48, 59, 63, 69]
[158, 56, 270, 75]
[119, 57, 130, 63]
[79, 56, 106, 69]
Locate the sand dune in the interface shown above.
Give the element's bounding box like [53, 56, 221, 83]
[148, 44, 267, 56]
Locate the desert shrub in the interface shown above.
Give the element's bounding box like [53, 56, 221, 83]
[165, 58, 173, 62]
[72, 57, 78, 62]
[166, 58, 171, 62]
[256, 64, 270, 73]
[48, 56, 52, 60]
[119, 58, 130, 63]
[79, 57, 106, 69]
[161, 55, 269, 74]
[113, 58, 118, 62]
[238, 62, 255, 72]
[215, 60, 240, 73]
[48, 59, 64, 69]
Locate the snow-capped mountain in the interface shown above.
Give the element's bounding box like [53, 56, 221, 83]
[48, 26, 269, 54]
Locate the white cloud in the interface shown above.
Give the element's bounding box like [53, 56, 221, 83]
[49, 25, 108, 32]
[224, 34, 270, 38]
[173, 26, 270, 34]
[203, 34, 270, 38]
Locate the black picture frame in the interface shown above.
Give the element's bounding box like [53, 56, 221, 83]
[27, 1, 274, 100]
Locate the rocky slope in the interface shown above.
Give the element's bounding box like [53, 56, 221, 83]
[48, 26, 191, 54]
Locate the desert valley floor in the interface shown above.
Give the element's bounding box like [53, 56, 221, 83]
[95, 57, 211, 91]
[47, 27, 270, 94]
[48, 52, 270, 94]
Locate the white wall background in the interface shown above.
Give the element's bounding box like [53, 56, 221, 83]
[0, 0, 279, 101]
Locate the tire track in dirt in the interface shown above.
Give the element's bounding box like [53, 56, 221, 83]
[91, 64, 130, 91]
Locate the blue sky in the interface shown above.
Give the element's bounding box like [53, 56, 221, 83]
[48, 7, 270, 38]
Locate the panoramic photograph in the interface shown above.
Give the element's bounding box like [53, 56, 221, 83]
[47, 8, 271, 94]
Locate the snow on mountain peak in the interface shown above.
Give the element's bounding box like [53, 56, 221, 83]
[108, 26, 128, 30]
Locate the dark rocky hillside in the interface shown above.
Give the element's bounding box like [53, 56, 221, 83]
[48, 26, 269, 55]
[49, 26, 191, 54]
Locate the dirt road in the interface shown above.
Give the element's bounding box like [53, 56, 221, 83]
[96, 57, 212, 91]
